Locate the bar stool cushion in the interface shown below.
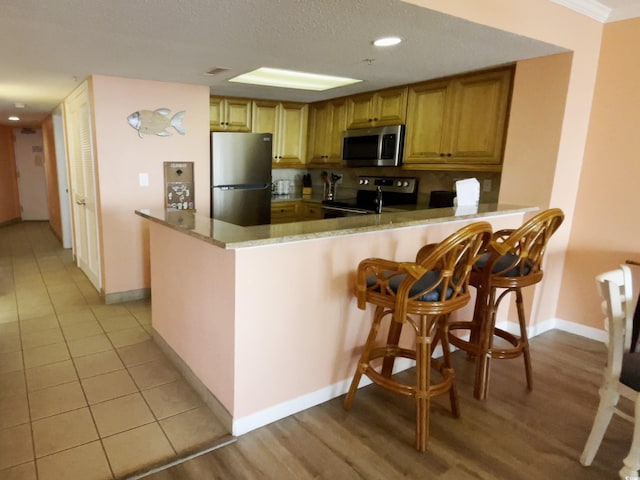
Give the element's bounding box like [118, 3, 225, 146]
[475, 252, 533, 277]
[366, 271, 455, 302]
[621, 352, 640, 391]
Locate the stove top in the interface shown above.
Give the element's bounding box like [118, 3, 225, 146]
[324, 176, 418, 209]
[322, 176, 418, 216]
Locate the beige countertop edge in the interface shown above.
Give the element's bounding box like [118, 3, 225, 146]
[135, 204, 538, 250]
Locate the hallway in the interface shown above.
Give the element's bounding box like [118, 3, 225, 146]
[0, 222, 231, 479]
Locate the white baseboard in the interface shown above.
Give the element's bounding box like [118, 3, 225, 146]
[232, 357, 415, 436]
[496, 317, 607, 343]
[231, 318, 605, 436]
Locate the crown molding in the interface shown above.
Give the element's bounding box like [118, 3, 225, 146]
[550, 0, 612, 22]
[550, 0, 640, 23]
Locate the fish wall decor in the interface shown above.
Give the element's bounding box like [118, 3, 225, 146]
[127, 108, 186, 138]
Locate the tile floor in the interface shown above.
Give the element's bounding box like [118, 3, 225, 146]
[0, 222, 230, 480]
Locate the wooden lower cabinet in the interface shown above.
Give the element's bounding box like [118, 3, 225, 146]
[271, 201, 323, 224]
[271, 201, 298, 224]
[300, 202, 323, 220]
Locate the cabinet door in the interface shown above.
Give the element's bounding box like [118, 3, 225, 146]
[447, 69, 511, 164]
[404, 81, 451, 164]
[375, 87, 407, 126]
[347, 93, 375, 128]
[224, 98, 252, 132]
[210, 97, 252, 131]
[328, 98, 348, 163]
[209, 97, 225, 131]
[252, 100, 278, 162]
[307, 101, 332, 163]
[277, 102, 308, 166]
[301, 202, 323, 220]
[271, 201, 298, 224]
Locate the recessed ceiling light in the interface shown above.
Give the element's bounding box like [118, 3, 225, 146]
[229, 67, 362, 91]
[14, 102, 26, 109]
[373, 36, 402, 47]
[8, 116, 20, 121]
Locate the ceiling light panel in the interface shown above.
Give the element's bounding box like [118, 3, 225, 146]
[228, 68, 362, 91]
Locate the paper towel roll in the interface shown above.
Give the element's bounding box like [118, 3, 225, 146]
[455, 178, 480, 206]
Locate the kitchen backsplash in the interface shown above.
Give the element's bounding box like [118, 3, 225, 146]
[272, 167, 502, 204]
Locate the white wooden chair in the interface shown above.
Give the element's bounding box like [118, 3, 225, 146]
[580, 264, 640, 479]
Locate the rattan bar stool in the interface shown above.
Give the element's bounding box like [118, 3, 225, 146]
[343, 222, 492, 451]
[448, 208, 564, 400]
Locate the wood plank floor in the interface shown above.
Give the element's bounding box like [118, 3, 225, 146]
[145, 330, 630, 479]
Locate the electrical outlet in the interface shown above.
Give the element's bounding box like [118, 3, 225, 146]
[482, 179, 492, 192]
[139, 172, 149, 187]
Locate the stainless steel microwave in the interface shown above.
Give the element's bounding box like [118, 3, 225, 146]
[341, 124, 404, 167]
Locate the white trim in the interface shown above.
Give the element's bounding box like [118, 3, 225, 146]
[550, 0, 612, 22]
[550, 0, 640, 23]
[231, 357, 416, 436]
[231, 318, 606, 436]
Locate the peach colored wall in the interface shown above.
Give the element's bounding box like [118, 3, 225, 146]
[557, 18, 640, 327]
[90, 76, 210, 296]
[406, 0, 608, 331]
[499, 53, 573, 327]
[234, 210, 519, 417]
[500, 53, 571, 209]
[0, 126, 20, 224]
[149, 222, 237, 412]
[146, 213, 524, 422]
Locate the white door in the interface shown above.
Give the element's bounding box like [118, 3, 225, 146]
[64, 82, 101, 291]
[14, 128, 49, 220]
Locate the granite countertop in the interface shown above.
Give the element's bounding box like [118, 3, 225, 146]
[135, 203, 536, 250]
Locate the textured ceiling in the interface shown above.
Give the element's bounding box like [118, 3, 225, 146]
[0, 0, 631, 127]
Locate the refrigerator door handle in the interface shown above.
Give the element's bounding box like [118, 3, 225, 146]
[215, 184, 271, 191]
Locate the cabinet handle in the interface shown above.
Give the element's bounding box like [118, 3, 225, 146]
[440, 153, 445, 157]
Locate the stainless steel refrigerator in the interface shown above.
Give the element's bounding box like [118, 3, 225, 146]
[210, 132, 272, 226]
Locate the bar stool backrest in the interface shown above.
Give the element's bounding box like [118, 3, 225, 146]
[478, 208, 565, 287]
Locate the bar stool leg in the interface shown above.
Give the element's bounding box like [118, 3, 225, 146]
[515, 288, 533, 390]
[415, 318, 431, 452]
[437, 316, 460, 417]
[474, 287, 497, 400]
[344, 306, 387, 410]
[382, 319, 403, 377]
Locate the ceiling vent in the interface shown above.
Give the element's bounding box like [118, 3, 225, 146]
[204, 67, 231, 76]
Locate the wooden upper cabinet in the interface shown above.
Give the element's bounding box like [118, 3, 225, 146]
[404, 67, 513, 168]
[210, 96, 252, 132]
[253, 100, 308, 167]
[307, 98, 348, 165]
[346, 86, 407, 129]
[403, 80, 451, 164]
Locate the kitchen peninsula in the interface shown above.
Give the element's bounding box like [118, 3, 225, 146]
[136, 204, 535, 436]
